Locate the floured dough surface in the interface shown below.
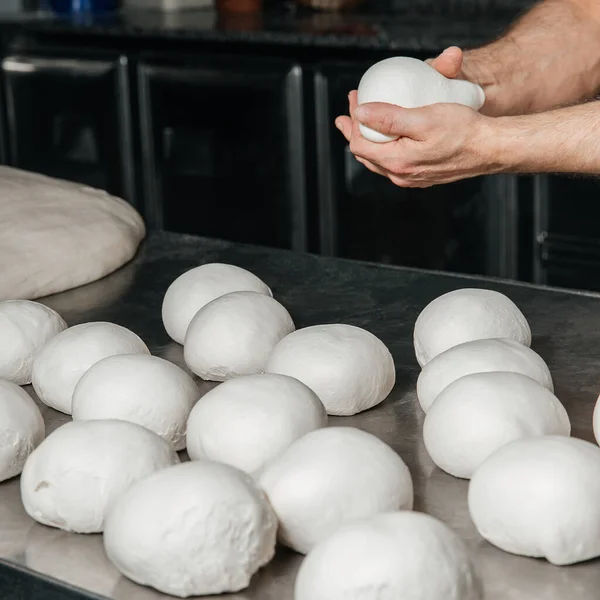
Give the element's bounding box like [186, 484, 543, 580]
[186, 373, 327, 475]
[104, 461, 277, 597]
[468, 436, 600, 565]
[0, 166, 145, 301]
[295, 511, 480, 600]
[20, 419, 179, 533]
[417, 338, 553, 413]
[0, 380, 45, 482]
[162, 263, 272, 345]
[184, 291, 295, 381]
[265, 324, 395, 416]
[414, 288, 531, 367]
[72, 354, 200, 451]
[424, 371, 570, 479]
[0, 300, 67, 385]
[259, 427, 413, 554]
[32, 322, 150, 415]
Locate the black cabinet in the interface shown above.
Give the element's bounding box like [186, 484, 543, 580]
[314, 62, 522, 279]
[1, 54, 135, 204]
[533, 175, 600, 290]
[137, 57, 307, 251]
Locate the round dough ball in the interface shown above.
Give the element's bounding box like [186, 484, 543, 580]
[104, 461, 277, 597]
[187, 373, 327, 475]
[20, 419, 179, 533]
[162, 263, 272, 345]
[72, 354, 200, 451]
[417, 338, 553, 413]
[31, 321, 150, 414]
[468, 436, 600, 565]
[414, 288, 531, 367]
[184, 291, 295, 381]
[259, 427, 413, 554]
[295, 511, 479, 600]
[424, 371, 570, 479]
[265, 324, 395, 416]
[591, 395, 600, 447]
[0, 300, 67, 385]
[0, 379, 45, 482]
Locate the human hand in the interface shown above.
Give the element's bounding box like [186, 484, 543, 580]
[425, 46, 465, 80]
[334, 90, 499, 188]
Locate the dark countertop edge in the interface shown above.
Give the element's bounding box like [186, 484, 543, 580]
[0, 558, 109, 600]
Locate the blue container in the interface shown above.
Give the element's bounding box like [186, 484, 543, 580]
[49, 0, 118, 12]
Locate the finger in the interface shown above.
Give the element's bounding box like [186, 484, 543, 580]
[354, 103, 429, 140]
[428, 46, 463, 79]
[349, 89, 358, 115]
[335, 116, 352, 142]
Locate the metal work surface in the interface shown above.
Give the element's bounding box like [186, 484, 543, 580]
[1, 231, 600, 600]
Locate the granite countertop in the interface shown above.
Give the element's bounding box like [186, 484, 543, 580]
[0, 2, 527, 52]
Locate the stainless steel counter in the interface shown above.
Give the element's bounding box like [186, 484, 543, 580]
[2, 231, 600, 600]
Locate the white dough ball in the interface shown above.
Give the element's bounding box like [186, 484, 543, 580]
[265, 324, 395, 416]
[295, 511, 479, 600]
[72, 354, 200, 451]
[414, 288, 531, 367]
[424, 371, 570, 479]
[184, 291, 295, 381]
[31, 321, 150, 414]
[417, 338, 553, 413]
[0, 379, 44, 482]
[162, 263, 272, 345]
[104, 461, 277, 597]
[20, 419, 179, 533]
[469, 436, 600, 565]
[0, 300, 67, 385]
[591, 395, 600, 447]
[187, 373, 327, 475]
[259, 427, 413, 554]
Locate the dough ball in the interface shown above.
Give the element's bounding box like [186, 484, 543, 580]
[0, 300, 67, 385]
[0, 379, 44, 482]
[187, 373, 327, 475]
[162, 263, 272, 345]
[104, 461, 277, 597]
[414, 288, 531, 367]
[259, 427, 413, 554]
[468, 436, 600, 565]
[184, 291, 294, 381]
[20, 419, 179, 533]
[31, 321, 150, 414]
[591, 395, 600, 447]
[72, 354, 200, 451]
[424, 371, 570, 479]
[265, 324, 395, 416]
[295, 511, 479, 600]
[417, 338, 553, 413]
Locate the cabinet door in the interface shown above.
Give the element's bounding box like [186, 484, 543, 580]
[533, 174, 600, 290]
[138, 58, 307, 251]
[2, 55, 135, 204]
[314, 63, 523, 279]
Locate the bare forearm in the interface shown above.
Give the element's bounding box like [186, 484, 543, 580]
[482, 101, 600, 174]
[463, 0, 600, 116]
